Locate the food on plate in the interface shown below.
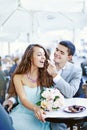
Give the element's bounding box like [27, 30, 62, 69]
[68, 105, 84, 112]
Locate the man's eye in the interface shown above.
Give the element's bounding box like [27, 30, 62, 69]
[61, 52, 64, 55]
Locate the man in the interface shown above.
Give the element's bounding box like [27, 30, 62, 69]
[0, 103, 14, 130]
[3, 40, 82, 130]
[47, 40, 82, 130]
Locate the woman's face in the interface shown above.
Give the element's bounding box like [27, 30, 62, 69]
[32, 46, 46, 68]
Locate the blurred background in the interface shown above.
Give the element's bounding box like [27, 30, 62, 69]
[0, 0, 87, 79]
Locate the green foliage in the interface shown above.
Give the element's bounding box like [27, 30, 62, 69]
[54, 96, 59, 101]
[36, 101, 41, 106]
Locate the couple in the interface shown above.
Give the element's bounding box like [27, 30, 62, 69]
[2, 41, 82, 130]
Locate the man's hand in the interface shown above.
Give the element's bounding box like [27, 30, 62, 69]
[47, 60, 58, 78]
[3, 100, 14, 112]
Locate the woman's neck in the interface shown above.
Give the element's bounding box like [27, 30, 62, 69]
[27, 73, 37, 83]
[30, 66, 38, 74]
[27, 66, 38, 81]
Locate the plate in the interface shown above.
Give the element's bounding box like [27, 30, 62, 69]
[63, 105, 86, 113]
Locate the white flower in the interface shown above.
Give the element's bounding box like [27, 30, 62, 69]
[36, 87, 64, 111]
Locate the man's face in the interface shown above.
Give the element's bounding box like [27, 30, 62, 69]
[54, 44, 70, 64]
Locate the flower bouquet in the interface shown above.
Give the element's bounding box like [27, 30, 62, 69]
[36, 87, 64, 111]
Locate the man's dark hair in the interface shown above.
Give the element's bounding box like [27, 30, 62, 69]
[59, 40, 76, 56]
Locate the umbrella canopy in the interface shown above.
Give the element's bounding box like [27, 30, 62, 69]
[0, 0, 87, 42]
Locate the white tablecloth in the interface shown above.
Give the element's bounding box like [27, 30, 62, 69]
[44, 98, 87, 118]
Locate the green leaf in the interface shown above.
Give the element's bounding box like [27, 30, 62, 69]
[36, 101, 41, 106]
[54, 96, 59, 101]
[52, 107, 59, 110]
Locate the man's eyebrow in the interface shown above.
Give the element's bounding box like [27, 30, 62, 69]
[56, 48, 64, 53]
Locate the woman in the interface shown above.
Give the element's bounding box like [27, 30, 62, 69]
[8, 44, 54, 130]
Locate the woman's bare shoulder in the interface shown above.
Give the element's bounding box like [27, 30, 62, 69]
[13, 74, 23, 81]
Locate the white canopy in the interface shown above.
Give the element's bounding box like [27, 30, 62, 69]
[0, 0, 87, 42]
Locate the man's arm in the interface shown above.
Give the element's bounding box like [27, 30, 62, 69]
[3, 96, 17, 112]
[47, 61, 82, 98]
[54, 66, 82, 98]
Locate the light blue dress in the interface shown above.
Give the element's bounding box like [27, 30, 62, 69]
[10, 86, 50, 130]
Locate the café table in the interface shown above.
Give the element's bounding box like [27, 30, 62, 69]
[44, 98, 87, 130]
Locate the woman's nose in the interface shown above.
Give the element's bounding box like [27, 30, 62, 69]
[42, 55, 46, 60]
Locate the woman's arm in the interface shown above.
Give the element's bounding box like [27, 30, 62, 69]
[13, 75, 45, 122]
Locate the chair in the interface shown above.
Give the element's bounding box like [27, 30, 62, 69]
[73, 78, 86, 98]
[82, 83, 87, 98]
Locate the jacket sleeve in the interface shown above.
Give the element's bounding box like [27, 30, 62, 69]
[54, 65, 82, 98]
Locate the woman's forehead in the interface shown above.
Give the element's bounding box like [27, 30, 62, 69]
[33, 46, 45, 53]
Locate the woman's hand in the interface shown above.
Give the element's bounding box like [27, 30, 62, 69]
[3, 100, 14, 112]
[33, 106, 46, 122]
